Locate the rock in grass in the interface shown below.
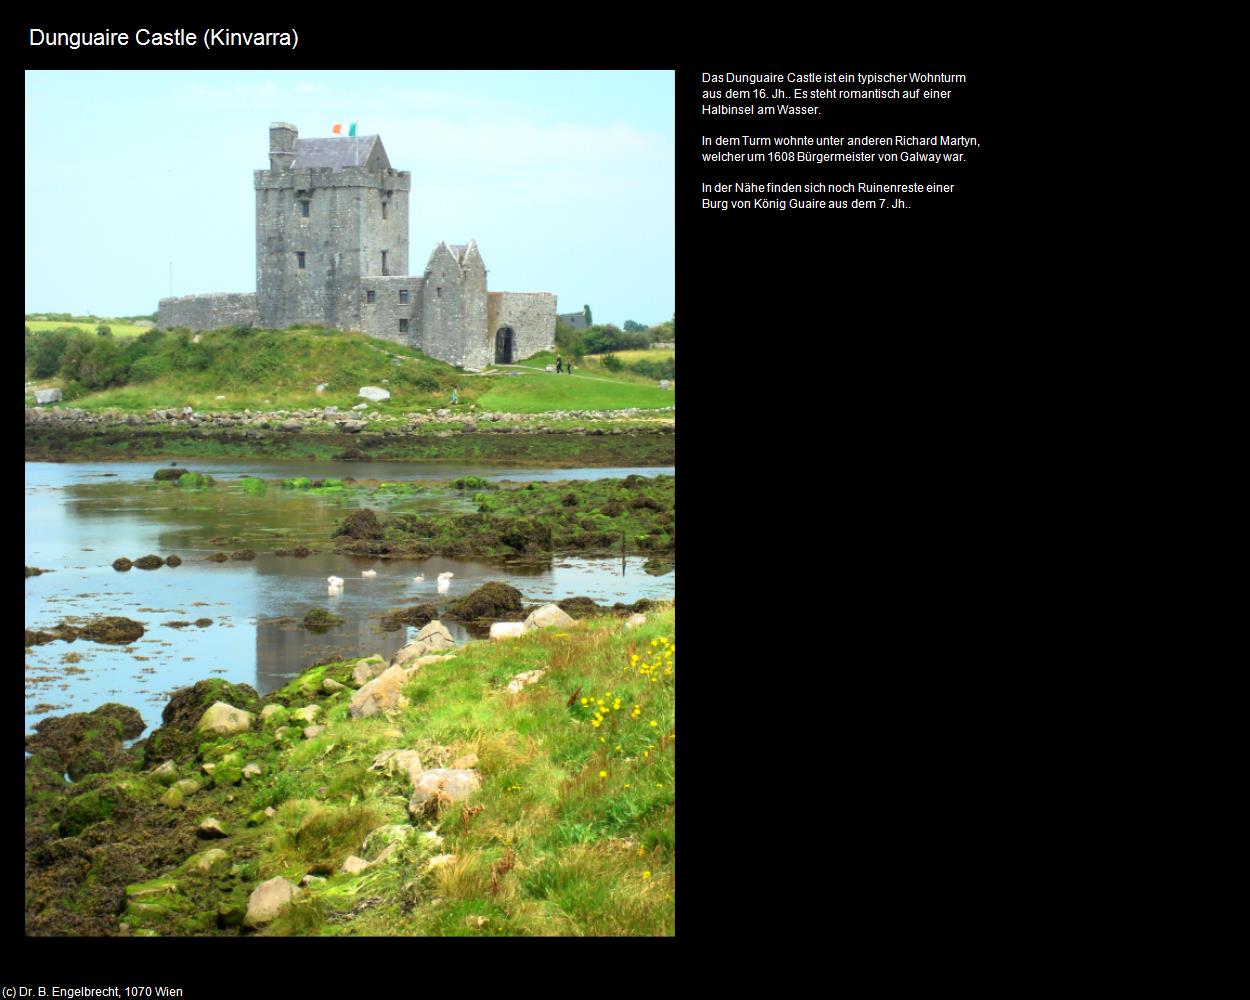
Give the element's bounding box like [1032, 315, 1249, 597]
[260, 704, 289, 727]
[523, 604, 576, 629]
[341, 856, 370, 876]
[490, 622, 529, 641]
[242, 762, 262, 780]
[186, 848, 229, 875]
[322, 678, 347, 693]
[349, 666, 410, 719]
[408, 769, 481, 819]
[197, 818, 228, 839]
[160, 787, 184, 809]
[244, 877, 300, 928]
[173, 779, 201, 796]
[197, 702, 253, 736]
[290, 705, 321, 724]
[302, 725, 326, 739]
[391, 621, 455, 666]
[505, 670, 546, 694]
[150, 760, 178, 784]
[369, 750, 424, 786]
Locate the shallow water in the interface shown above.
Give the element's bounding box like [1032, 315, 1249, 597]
[25, 462, 674, 736]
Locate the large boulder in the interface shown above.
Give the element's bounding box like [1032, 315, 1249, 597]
[505, 669, 547, 694]
[244, 877, 300, 927]
[490, 622, 528, 641]
[35, 388, 63, 405]
[391, 621, 455, 666]
[408, 768, 481, 819]
[524, 603, 576, 629]
[197, 702, 254, 736]
[357, 386, 391, 402]
[349, 666, 410, 719]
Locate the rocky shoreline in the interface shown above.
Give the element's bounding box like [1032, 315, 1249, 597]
[25, 593, 675, 936]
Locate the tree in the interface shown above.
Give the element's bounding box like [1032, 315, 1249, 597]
[583, 305, 593, 326]
[623, 320, 644, 333]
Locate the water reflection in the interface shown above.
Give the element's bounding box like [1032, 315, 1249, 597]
[26, 462, 673, 735]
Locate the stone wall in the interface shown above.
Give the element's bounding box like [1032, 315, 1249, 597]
[255, 160, 410, 331]
[158, 293, 259, 331]
[489, 292, 557, 362]
[421, 245, 471, 368]
[358, 276, 421, 347]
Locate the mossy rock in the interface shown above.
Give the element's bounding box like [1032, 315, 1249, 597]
[302, 608, 344, 633]
[281, 477, 312, 489]
[211, 764, 244, 788]
[142, 679, 260, 768]
[240, 477, 267, 494]
[177, 472, 215, 488]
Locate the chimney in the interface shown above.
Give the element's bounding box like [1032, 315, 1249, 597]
[269, 122, 297, 172]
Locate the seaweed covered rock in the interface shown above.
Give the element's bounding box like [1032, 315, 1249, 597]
[557, 596, 602, 618]
[142, 679, 260, 768]
[25, 703, 146, 780]
[302, 608, 344, 633]
[229, 549, 256, 561]
[379, 603, 438, 632]
[165, 554, 183, 568]
[112, 557, 133, 571]
[335, 508, 383, 540]
[26, 565, 44, 577]
[153, 467, 189, 481]
[133, 555, 165, 570]
[444, 582, 524, 621]
[76, 617, 146, 645]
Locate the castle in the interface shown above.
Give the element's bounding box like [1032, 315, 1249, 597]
[157, 123, 557, 370]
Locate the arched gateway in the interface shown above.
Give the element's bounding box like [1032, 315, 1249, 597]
[495, 326, 515, 364]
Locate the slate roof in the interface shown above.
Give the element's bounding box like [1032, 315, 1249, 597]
[291, 136, 386, 170]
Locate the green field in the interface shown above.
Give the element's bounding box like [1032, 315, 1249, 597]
[477, 352, 674, 412]
[585, 349, 675, 366]
[24, 327, 675, 415]
[26, 320, 151, 339]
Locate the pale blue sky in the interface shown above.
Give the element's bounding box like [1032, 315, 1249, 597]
[25, 70, 674, 326]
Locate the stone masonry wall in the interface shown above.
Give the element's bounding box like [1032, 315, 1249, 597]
[489, 292, 557, 362]
[358, 276, 422, 347]
[158, 293, 259, 331]
[420, 247, 470, 368]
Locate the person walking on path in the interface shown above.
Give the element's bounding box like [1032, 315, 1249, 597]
[556, 354, 564, 374]
[450, 387, 459, 405]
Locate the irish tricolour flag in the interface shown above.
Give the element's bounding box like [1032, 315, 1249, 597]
[331, 123, 358, 136]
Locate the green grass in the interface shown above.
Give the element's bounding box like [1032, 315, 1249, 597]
[27, 327, 674, 414]
[26, 320, 150, 339]
[478, 352, 675, 412]
[26, 608, 675, 936]
[584, 348, 675, 366]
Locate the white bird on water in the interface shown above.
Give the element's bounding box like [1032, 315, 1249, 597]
[437, 571, 454, 593]
[327, 575, 344, 596]
[413, 575, 424, 583]
[362, 569, 377, 578]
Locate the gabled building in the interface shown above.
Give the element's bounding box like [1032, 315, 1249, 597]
[158, 123, 557, 369]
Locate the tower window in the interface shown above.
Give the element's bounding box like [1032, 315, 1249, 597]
[437, 287, 442, 298]
[399, 289, 409, 304]
[382, 201, 388, 220]
[296, 252, 306, 269]
[300, 200, 310, 218]
[366, 290, 376, 304]
[399, 319, 409, 333]
[382, 251, 388, 275]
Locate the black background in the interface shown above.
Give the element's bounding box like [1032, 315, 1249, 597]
[21, 16, 1015, 978]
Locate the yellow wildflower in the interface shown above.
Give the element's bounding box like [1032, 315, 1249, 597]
[642, 871, 651, 879]
[599, 770, 607, 779]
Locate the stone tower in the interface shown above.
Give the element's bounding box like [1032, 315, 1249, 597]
[160, 123, 557, 369]
[254, 122, 411, 329]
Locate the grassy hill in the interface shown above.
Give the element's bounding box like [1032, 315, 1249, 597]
[24, 327, 675, 414]
[26, 320, 152, 339]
